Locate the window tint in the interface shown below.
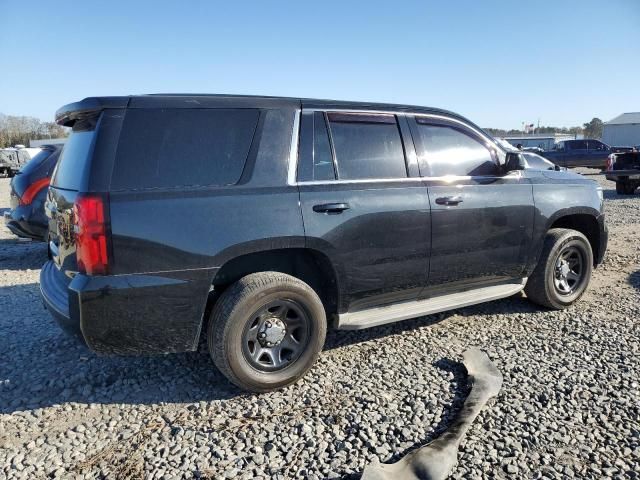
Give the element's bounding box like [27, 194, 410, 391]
[414, 123, 497, 177]
[51, 119, 97, 191]
[567, 140, 587, 150]
[588, 140, 607, 151]
[112, 108, 259, 190]
[312, 112, 336, 181]
[19, 148, 57, 175]
[327, 113, 406, 180]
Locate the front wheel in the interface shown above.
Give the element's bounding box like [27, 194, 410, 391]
[208, 272, 327, 392]
[524, 228, 593, 309]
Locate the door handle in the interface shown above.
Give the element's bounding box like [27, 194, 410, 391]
[313, 203, 350, 214]
[435, 196, 463, 206]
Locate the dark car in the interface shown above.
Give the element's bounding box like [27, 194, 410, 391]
[40, 95, 607, 392]
[541, 139, 628, 169]
[4, 145, 62, 240]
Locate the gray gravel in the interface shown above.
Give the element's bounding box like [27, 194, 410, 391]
[1, 169, 639, 479]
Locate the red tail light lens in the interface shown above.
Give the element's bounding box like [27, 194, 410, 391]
[19, 178, 50, 206]
[74, 194, 110, 275]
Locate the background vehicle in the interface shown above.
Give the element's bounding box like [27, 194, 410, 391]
[606, 150, 640, 194]
[4, 144, 62, 240]
[41, 95, 607, 392]
[0, 147, 37, 177]
[541, 139, 628, 168]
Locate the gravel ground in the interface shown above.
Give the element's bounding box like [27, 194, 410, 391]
[0, 169, 638, 479]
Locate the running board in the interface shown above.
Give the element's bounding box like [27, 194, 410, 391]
[336, 281, 526, 330]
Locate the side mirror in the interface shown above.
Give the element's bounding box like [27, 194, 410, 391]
[505, 152, 525, 172]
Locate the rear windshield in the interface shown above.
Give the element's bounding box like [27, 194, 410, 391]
[51, 119, 97, 191]
[19, 148, 57, 175]
[111, 108, 260, 190]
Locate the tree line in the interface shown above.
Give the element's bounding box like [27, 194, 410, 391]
[0, 113, 68, 148]
[485, 118, 604, 139]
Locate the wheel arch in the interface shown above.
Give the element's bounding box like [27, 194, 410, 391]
[547, 211, 602, 266]
[210, 247, 341, 318]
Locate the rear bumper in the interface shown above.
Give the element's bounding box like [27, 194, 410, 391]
[605, 171, 640, 181]
[39, 260, 215, 355]
[40, 260, 82, 338]
[4, 207, 47, 241]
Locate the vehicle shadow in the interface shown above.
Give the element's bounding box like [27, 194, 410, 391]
[628, 270, 640, 291]
[0, 237, 48, 270]
[1, 269, 538, 415]
[0, 283, 242, 414]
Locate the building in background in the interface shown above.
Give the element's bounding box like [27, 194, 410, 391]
[497, 133, 577, 151]
[602, 113, 640, 147]
[29, 138, 66, 147]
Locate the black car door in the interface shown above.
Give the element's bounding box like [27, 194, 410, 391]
[408, 115, 535, 296]
[297, 110, 431, 313]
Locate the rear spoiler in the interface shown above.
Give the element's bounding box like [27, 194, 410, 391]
[55, 96, 130, 127]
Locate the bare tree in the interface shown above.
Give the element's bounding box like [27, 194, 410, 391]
[0, 113, 69, 147]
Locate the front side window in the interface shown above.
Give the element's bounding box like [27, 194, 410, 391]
[588, 140, 607, 151]
[414, 121, 498, 177]
[327, 113, 407, 180]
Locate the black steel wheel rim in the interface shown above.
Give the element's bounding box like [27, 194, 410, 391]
[553, 245, 584, 295]
[241, 299, 311, 372]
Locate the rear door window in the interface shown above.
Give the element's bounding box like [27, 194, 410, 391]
[326, 112, 407, 180]
[413, 120, 498, 177]
[568, 140, 587, 150]
[112, 108, 260, 190]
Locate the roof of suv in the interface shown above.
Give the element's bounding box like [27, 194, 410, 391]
[55, 94, 471, 127]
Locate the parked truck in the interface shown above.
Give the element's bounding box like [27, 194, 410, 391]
[541, 139, 630, 169]
[606, 150, 640, 194]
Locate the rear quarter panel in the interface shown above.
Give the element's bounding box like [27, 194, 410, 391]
[88, 108, 303, 354]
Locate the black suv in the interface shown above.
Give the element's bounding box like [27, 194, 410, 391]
[41, 95, 607, 392]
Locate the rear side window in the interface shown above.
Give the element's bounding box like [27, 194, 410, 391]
[51, 117, 98, 191]
[414, 122, 497, 177]
[327, 113, 407, 180]
[112, 108, 259, 190]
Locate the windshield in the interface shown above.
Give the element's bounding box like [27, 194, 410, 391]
[18, 148, 54, 174]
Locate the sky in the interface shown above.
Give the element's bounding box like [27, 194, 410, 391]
[1, 0, 639, 129]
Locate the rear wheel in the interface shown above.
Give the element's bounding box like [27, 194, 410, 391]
[616, 180, 636, 195]
[208, 272, 327, 392]
[525, 228, 593, 309]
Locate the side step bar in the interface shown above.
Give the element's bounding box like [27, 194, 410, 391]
[336, 281, 526, 330]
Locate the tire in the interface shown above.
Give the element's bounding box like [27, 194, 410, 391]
[207, 272, 327, 392]
[524, 228, 593, 309]
[625, 182, 637, 195]
[616, 180, 636, 195]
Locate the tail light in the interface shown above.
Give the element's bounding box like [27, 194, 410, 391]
[73, 193, 111, 275]
[19, 178, 50, 206]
